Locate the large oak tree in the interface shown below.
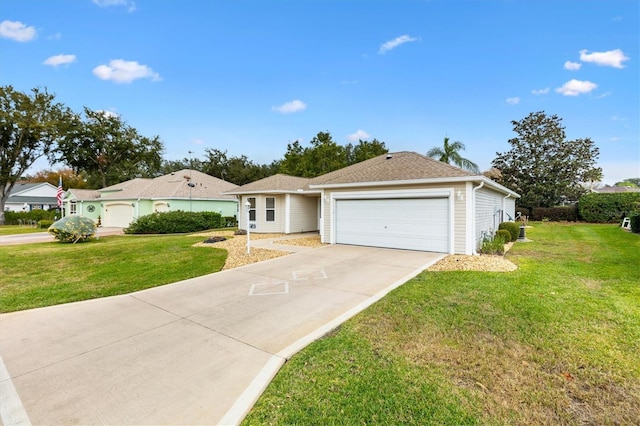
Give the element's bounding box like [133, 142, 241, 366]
[56, 108, 164, 188]
[0, 86, 74, 224]
[492, 111, 602, 208]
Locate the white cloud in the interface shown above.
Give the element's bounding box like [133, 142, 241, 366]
[564, 61, 581, 70]
[347, 130, 371, 142]
[555, 79, 597, 96]
[610, 137, 621, 142]
[595, 91, 612, 99]
[531, 87, 550, 95]
[96, 109, 119, 118]
[0, 20, 37, 42]
[93, 0, 136, 12]
[271, 99, 307, 114]
[506, 97, 520, 105]
[378, 35, 418, 54]
[93, 59, 161, 83]
[579, 49, 629, 68]
[43, 54, 77, 67]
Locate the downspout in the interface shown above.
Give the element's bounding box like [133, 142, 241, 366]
[502, 194, 511, 222]
[471, 181, 485, 255]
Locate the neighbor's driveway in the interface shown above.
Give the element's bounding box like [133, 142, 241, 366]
[0, 245, 443, 425]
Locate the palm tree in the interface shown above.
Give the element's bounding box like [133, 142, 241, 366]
[427, 136, 480, 173]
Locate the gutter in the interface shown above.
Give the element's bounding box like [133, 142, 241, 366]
[471, 181, 485, 255]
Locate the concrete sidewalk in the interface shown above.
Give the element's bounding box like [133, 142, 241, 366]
[0, 244, 444, 425]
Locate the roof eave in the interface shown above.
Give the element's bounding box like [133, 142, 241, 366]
[223, 189, 321, 196]
[310, 176, 520, 198]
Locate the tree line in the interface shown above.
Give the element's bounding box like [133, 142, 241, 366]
[2, 85, 611, 225]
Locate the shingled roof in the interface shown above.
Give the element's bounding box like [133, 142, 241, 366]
[67, 189, 101, 200]
[309, 151, 476, 187]
[225, 174, 317, 194]
[98, 170, 238, 200]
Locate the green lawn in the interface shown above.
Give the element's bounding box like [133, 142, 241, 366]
[0, 225, 46, 235]
[0, 235, 227, 312]
[244, 223, 640, 425]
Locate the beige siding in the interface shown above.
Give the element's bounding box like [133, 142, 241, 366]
[238, 194, 286, 233]
[322, 183, 468, 254]
[289, 195, 319, 233]
[475, 187, 506, 246]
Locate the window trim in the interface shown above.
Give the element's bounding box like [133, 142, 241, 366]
[265, 197, 275, 222]
[248, 197, 256, 222]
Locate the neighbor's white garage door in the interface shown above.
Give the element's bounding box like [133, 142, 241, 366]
[104, 204, 134, 228]
[335, 198, 449, 252]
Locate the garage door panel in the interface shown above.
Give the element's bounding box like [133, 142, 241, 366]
[335, 198, 449, 252]
[104, 204, 134, 228]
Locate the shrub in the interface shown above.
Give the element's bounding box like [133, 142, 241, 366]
[48, 215, 96, 243]
[37, 220, 54, 229]
[498, 222, 519, 242]
[223, 216, 238, 227]
[531, 206, 579, 222]
[124, 210, 224, 234]
[478, 235, 505, 255]
[630, 214, 640, 234]
[4, 209, 58, 225]
[496, 229, 512, 243]
[578, 192, 640, 223]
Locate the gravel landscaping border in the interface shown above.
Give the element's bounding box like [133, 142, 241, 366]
[193, 231, 517, 272]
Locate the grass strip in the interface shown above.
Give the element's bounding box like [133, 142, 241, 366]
[0, 234, 227, 312]
[244, 223, 640, 425]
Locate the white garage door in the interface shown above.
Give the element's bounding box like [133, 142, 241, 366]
[104, 204, 134, 228]
[335, 198, 449, 252]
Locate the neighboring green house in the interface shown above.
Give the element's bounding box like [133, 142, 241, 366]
[64, 170, 239, 228]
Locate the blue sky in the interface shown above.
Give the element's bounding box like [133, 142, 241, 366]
[1, 0, 638, 184]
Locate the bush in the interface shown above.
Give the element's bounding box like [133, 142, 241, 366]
[478, 235, 505, 255]
[578, 192, 640, 223]
[630, 214, 640, 234]
[223, 216, 238, 227]
[124, 210, 224, 234]
[48, 215, 96, 243]
[498, 222, 519, 242]
[531, 206, 579, 222]
[4, 209, 58, 225]
[37, 220, 54, 229]
[496, 229, 512, 244]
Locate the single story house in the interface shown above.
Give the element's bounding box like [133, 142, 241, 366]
[592, 186, 640, 193]
[4, 182, 59, 212]
[227, 152, 519, 255]
[64, 170, 239, 228]
[224, 174, 321, 234]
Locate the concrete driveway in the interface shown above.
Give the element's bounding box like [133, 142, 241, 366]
[0, 244, 444, 425]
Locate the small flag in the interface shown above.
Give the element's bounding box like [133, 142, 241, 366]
[57, 176, 63, 207]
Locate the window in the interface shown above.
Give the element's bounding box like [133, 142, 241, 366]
[248, 197, 256, 221]
[70, 201, 77, 215]
[266, 197, 275, 222]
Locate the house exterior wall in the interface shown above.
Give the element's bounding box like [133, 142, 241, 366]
[238, 194, 286, 233]
[320, 182, 468, 254]
[474, 186, 516, 248]
[289, 195, 319, 233]
[67, 198, 237, 227]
